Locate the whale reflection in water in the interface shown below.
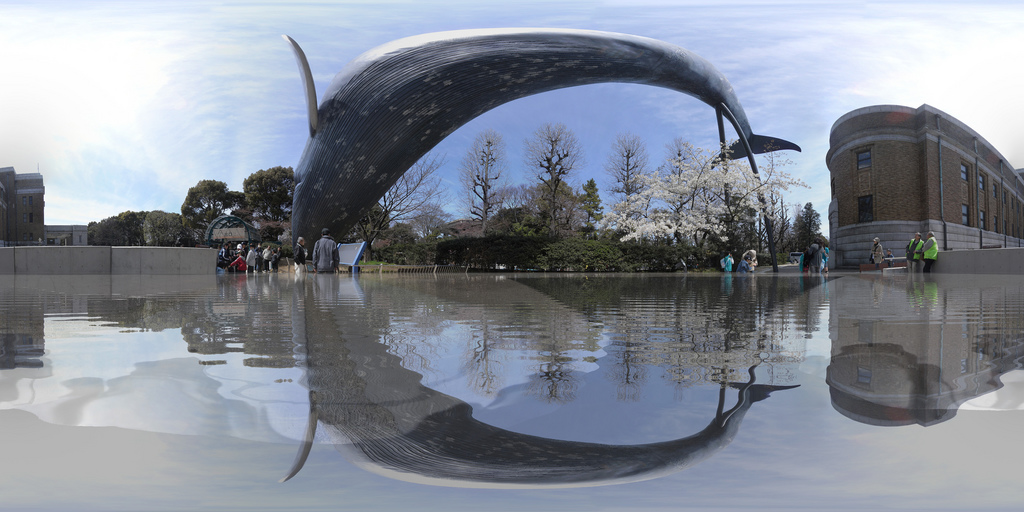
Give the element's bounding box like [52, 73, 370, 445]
[283, 277, 796, 488]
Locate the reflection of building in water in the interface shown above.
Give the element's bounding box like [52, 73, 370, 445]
[0, 276, 303, 371]
[827, 275, 1024, 426]
[0, 301, 44, 369]
[0, 280, 90, 369]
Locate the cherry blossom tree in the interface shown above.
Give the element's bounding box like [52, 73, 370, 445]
[602, 140, 805, 249]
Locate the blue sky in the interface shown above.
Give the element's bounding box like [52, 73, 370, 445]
[3, 0, 1024, 234]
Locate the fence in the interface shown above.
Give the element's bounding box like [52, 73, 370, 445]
[347, 264, 468, 274]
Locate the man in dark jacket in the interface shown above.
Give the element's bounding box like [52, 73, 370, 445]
[311, 229, 339, 274]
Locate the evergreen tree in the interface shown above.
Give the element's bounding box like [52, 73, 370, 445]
[580, 178, 603, 238]
[793, 202, 821, 250]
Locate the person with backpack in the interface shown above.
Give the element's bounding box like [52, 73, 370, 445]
[720, 253, 734, 272]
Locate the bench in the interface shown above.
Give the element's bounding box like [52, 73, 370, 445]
[859, 260, 908, 272]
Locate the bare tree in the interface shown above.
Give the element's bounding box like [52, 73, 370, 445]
[356, 153, 447, 258]
[523, 123, 584, 236]
[460, 129, 507, 234]
[409, 203, 452, 239]
[605, 132, 649, 199]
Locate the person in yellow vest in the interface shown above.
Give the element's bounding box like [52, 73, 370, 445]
[905, 232, 924, 273]
[921, 231, 938, 273]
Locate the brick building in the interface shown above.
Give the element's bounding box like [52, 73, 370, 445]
[826, 104, 1024, 267]
[0, 167, 46, 246]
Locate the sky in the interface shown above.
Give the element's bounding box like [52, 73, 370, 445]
[3, 0, 1024, 235]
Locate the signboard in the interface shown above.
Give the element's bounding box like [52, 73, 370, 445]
[212, 227, 248, 241]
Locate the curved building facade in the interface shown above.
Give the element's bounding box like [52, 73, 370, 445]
[826, 104, 1024, 267]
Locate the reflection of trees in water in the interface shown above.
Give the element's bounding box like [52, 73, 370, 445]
[604, 336, 648, 402]
[358, 276, 601, 403]
[351, 275, 823, 402]
[70, 278, 300, 369]
[517, 276, 820, 398]
[463, 322, 506, 397]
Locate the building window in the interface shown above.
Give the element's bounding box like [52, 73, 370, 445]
[979, 174, 985, 191]
[993, 184, 998, 198]
[28, 213, 33, 223]
[980, 211, 986, 230]
[28, 196, 32, 205]
[22, 213, 27, 223]
[961, 163, 970, 180]
[857, 150, 871, 169]
[22, 196, 27, 205]
[857, 366, 872, 385]
[1004, 191, 1008, 204]
[858, 195, 873, 223]
[994, 216, 998, 233]
[962, 204, 969, 225]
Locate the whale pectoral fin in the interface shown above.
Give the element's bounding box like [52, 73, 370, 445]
[727, 134, 801, 160]
[282, 34, 319, 138]
[727, 382, 800, 403]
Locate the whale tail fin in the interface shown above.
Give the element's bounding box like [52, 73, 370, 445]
[726, 134, 801, 160]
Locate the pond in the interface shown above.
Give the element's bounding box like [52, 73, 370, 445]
[2, 272, 1023, 511]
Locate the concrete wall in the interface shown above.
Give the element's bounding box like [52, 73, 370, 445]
[0, 246, 217, 275]
[931, 247, 1024, 275]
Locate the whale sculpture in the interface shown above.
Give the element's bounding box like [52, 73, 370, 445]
[283, 29, 800, 244]
[282, 276, 798, 487]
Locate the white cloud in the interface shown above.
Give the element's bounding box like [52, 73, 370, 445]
[3, 0, 1024, 230]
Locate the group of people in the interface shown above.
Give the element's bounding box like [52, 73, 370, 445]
[720, 249, 760, 274]
[869, 232, 939, 273]
[721, 240, 829, 275]
[799, 238, 829, 274]
[217, 241, 283, 273]
[904, 231, 939, 273]
[292, 228, 342, 274]
[215, 227, 344, 276]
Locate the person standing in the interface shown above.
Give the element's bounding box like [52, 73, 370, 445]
[245, 243, 257, 274]
[870, 237, 884, 266]
[821, 242, 830, 274]
[922, 231, 938, 273]
[262, 245, 273, 272]
[294, 237, 308, 274]
[312, 229, 340, 274]
[906, 232, 924, 273]
[253, 245, 261, 272]
[721, 253, 734, 272]
[809, 239, 823, 273]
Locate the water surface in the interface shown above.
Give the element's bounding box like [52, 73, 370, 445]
[1, 273, 1022, 511]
